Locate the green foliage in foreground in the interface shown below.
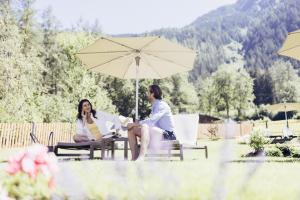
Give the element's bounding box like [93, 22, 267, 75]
[1, 140, 300, 199]
[62, 140, 300, 200]
[2, 173, 52, 200]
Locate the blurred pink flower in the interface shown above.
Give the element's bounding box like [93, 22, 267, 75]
[5, 144, 58, 186]
[6, 151, 25, 174]
[21, 156, 37, 178]
[45, 154, 59, 174]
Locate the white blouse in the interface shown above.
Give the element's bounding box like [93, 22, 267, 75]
[76, 111, 121, 140]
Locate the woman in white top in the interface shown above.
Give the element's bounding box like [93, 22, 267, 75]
[73, 99, 121, 143]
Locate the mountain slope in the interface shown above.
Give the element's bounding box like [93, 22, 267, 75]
[149, 0, 300, 80]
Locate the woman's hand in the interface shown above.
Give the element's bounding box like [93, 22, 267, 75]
[89, 112, 95, 120]
[82, 111, 87, 124]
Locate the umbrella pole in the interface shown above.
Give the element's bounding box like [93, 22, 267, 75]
[285, 110, 289, 128]
[135, 70, 139, 121]
[283, 103, 289, 128]
[135, 56, 141, 121]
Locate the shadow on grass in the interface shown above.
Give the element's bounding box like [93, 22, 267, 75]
[229, 158, 300, 163]
[53, 157, 184, 163]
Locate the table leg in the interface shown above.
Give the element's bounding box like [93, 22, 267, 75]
[90, 145, 94, 160]
[101, 143, 105, 160]
[111, 141, 115, 160]
[124, 140, 128, 160]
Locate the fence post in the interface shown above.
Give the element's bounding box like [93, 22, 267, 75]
[69, 123, 72, 142]
[239, 121, 242, 136]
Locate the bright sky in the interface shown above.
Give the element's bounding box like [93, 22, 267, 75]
[34, 0, 237, 35]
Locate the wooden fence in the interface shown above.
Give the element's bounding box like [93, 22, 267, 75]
[0, 120, 299, 149]
[198, 121, 253, 139]
[0, 123, 75, 149]
[251, 119, 300, 135]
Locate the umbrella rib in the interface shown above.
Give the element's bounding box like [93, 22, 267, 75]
[288, 31, 300, 35]
[278, 45, 300, 54]
[146, 50, 195, 53]
[139, 36, 160, 50]
[88, 52, 133, 70]
[77, 50, 129, 54]
[101, 37, 137, 51]
[143, 52, 193, 69]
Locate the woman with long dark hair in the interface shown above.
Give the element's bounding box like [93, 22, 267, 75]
[73, 99, 121, 143]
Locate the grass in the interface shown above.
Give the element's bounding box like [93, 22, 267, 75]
[1, 140, 300, 199]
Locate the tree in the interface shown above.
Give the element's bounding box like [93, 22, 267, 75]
[103, 77, 135, 118]
[40, 7, 65, 95]
[269, 60, 300, 103]
[158, 74, 199, 114]
[196, 77, 216, 115]
[198, 65, 254, 119]
[253, 68, 274, 105]
[0, 0, 43, 122]
[212, 66, 235, 118]
[17, 0, 39, 54]
[232, 67, 255, 119]
[54, 32, 117, 122]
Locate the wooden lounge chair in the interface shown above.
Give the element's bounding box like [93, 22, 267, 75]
[265, 126, 297, 144]
[30, 130, 115, 160]
[54, 139, 114, 160]
[268, 135, 297, 144]
[145, 114, 208, 161]
[29, 131, 54, 152]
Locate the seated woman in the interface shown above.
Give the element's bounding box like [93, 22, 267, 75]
[73, 99, 121, 143]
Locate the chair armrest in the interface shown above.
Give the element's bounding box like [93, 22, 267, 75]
[30, 132, 39, 143]
[48, 131, 54, 146]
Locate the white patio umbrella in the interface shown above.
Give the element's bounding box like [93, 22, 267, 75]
[76, 36, 197, 120]
[278, 29, 300, 61]
[266, 103, 300, 128]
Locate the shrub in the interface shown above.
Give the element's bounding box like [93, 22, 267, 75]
[206, 124, 220, 141]
[249, 130, 269, 152]
[275, 144, 295, 157]
[265, 147, 283, 157]
[291, 148, 300, 158]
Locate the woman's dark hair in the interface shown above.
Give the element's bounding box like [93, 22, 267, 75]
[149, 84, 162, 100]
[77, 99, 97, 120]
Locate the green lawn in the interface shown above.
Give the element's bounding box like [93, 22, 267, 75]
[1, 140, 300, 199]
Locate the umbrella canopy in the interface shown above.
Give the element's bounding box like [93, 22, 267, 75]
[266, 103, 300, 113]
[76, 36, 197, 120]
[266, 103, 300, 128]
[278, 29, 300, 61]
